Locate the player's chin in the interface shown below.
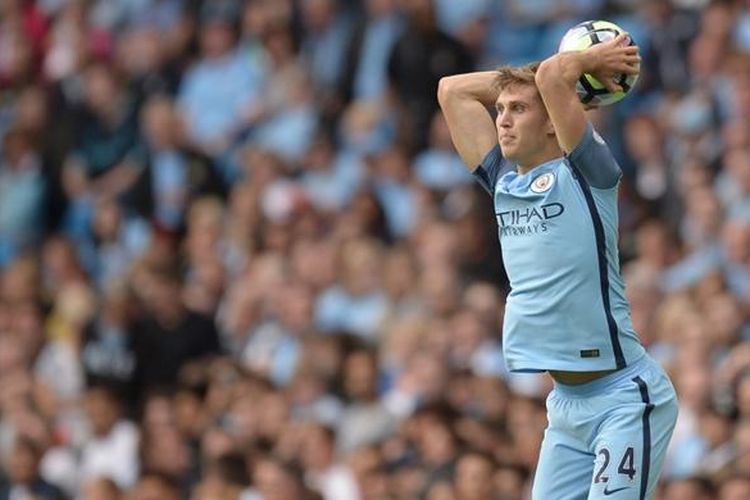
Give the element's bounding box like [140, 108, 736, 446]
[499, 143, 516, 159]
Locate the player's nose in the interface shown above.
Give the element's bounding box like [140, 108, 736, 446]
[497, 110, 512, 127]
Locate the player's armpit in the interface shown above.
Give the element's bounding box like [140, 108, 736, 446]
[567, 122, 622, 189]
[437, 72, 500, 171]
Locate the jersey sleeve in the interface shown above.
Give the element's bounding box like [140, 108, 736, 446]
[566, 122, 622, 189]
[472, 145, 505, 196]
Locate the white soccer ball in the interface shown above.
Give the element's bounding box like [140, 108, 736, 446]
[558, 20, 639, 107]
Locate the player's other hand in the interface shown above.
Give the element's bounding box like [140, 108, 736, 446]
[586, 33, 641, 93]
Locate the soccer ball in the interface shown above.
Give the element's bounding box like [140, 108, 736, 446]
[558, 20, 639, 107]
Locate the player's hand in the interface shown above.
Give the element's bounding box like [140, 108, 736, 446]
[586, 33, 641, 93]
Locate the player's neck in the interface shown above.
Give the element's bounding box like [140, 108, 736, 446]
[516, 144, 564, 175]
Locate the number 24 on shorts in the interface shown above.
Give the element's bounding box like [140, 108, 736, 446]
[594, 447, 637, 484]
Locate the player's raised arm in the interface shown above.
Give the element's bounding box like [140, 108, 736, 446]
[534, 33, 640, 154]
[437, 72, 500, 171]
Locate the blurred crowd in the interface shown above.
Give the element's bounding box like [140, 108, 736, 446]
[1, 0, 750, 499]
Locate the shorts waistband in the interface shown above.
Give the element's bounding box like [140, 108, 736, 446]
[552, 354, 649, 398]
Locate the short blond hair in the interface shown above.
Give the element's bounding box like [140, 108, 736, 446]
[493, 62, 541, 93]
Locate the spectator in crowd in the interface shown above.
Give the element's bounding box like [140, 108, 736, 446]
[78, 385, 139, 490]
[387, 0, 473, 150]
[131, 267, 220, 396]
[0, 128, 45, 265]
[0, 437, 65, 500]
[300, 0, 356, 125]
[178, 0, 263, 180]
[344, 0, 405, 103]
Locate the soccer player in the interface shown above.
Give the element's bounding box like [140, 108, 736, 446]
[437, 33, 678, 499]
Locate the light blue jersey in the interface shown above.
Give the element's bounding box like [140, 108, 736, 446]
[473, 123, 645, 372]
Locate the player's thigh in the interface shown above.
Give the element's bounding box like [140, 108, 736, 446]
[587, 369, 678, 500]
[532, 428, 593, 500]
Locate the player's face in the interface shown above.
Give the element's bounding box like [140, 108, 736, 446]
[495, 84, 554, 163]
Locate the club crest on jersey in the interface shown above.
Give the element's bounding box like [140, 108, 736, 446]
[530, 172, 555, 193]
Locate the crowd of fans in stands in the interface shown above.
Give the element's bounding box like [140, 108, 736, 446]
[2, 0, 750, 498]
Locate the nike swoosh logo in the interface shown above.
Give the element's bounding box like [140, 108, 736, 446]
[603, 486, 630, 495]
